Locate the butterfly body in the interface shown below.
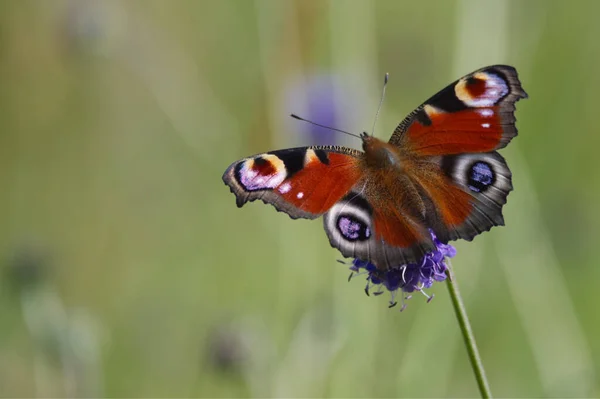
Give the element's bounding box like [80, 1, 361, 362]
[223, 65, 527, 270]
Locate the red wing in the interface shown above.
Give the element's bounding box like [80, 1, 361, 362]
[389, 65, 527, 156]
[222, 146, 362, 219]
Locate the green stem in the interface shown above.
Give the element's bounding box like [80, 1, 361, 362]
[446, 260, 492, 398]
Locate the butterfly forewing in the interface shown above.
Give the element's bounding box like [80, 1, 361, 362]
[222, 146, 363, 219]
[390, 65, 527, 156]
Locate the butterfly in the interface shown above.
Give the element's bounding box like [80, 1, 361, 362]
[222, 65, 527, 270]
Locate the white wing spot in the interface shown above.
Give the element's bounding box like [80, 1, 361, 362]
[482, 123, 490, 128]
[297, 192, 304, 199]
[479, 109, 494, 117]
[278, 182, 291, 194]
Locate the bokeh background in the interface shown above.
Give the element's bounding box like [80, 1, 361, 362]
[0, 0, 598, 397]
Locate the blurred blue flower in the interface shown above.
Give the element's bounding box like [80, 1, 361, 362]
[286, 73, 360, 146]
[302, 75, 339, 146]
[347, 231, 455, 311]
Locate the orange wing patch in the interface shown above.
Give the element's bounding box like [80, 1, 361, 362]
[405, 106, 503, 156]
[409, 170, 473, 228]
[372, 206, 426, 248]
[278, 153, 362, 215]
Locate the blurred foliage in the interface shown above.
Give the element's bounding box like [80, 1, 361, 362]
[0, 0, 599, 397]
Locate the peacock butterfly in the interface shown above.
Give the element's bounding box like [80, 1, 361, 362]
[223, 65, 527, 270]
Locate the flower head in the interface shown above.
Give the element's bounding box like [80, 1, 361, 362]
[347, 231, 456, 311]
[285, 73, 364, 146]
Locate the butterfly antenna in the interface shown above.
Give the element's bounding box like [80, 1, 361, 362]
[371, 72, 389, 136]
[290, 114, 363, 140]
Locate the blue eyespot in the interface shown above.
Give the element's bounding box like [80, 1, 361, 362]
[468, 162, 494, 193]
[337, 215, 371, 241]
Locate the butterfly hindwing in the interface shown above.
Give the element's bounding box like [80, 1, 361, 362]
[407, 152, 513, 244]
[222, 146, 362, 219]
[390, 65, 527, 156]
[323, 188, 436, 269]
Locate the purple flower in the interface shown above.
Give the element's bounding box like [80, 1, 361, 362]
[285, 73, 362, 146]
[346, 231, 455, 311]
[302, 75, 339, 146]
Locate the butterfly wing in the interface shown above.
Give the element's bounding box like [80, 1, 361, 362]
[322, 176, 436, 268]
[390, 65, 527, 155]
[405, 151, 513, 244]
[224, 145, 436, 268]
[222, 146, 363, 219]
[390, 65, 526, 244]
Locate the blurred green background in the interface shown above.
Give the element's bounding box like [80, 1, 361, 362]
[1, 0, 599, 397]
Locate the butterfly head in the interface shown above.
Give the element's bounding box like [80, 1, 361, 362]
[362, 134, 402, 170]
